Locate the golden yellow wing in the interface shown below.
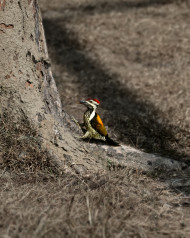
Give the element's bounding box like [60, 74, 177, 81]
[91, 113, 108, 136]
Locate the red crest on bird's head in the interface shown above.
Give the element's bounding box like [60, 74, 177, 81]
[86, 98, 100, 105]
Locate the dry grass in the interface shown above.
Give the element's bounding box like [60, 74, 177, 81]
[1, 1, 190, 237]
[41, 0, 190, 163]
[0, 111, 190, 237]
[0, 111, 59, 176]
[1, 168, 190, 238]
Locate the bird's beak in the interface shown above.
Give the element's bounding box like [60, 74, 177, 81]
[80, 100, 86, 105]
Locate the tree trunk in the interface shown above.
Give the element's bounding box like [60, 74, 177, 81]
[0, 0, 64, 121]
[0, 0, 185, 176]
[0, 0, 100, 174]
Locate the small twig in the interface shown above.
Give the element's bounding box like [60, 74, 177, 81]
[0, 168, 6, 178]
[86, 196, 92, 226]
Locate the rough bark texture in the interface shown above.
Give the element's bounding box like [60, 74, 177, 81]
[0, 0, 99, 174]
[0, 0, 64, 122]
[0, 0, 187, 177]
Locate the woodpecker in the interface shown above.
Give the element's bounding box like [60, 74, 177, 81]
[80, 98, 119, 146]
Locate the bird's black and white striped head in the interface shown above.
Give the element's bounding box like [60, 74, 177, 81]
[80, 98, 100, 110]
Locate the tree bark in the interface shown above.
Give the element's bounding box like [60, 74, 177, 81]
[0, 0, 99, 174]
[0, 0, 186, 176]
[0, 0, 62, 121]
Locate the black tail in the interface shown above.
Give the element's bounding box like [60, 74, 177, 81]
[105, 135, 120, 146]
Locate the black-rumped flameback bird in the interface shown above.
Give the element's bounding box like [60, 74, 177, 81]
[80, 98, 119, 146]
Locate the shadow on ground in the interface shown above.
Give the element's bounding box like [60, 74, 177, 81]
[63, 0, 188, 15]
[42, 0, 190, 166]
